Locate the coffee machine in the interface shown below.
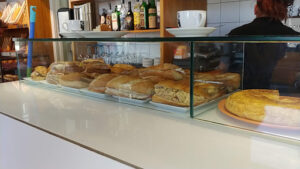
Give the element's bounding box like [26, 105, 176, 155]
[57, 8, 74, 35]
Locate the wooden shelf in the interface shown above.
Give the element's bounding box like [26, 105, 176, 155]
[6, 24, 28, 29]
[122, 29, 160, 33]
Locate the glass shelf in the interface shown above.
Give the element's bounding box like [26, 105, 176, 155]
[13, 35, 300, 43]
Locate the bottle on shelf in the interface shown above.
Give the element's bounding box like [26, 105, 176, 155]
[112, 5, 121, 31]
[148, 0, 157, 29]
[106, 3, 113, 30]
[125, 1, 134, 30]
[100, 8, 107, 25]
[133, 0, 141, 30]
[140, 0, 148, 29]
[120, 0, 127, 31]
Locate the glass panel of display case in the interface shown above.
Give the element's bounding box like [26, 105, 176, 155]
[194, 41, 300, 142]
[15, 40, 193, 117]
[14, 37, 300, 143]
[190, 42, 244, 118]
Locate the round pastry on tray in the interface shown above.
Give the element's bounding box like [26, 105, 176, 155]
[224, 89, 300, 127]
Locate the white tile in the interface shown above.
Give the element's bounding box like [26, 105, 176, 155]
[207, 0, 221, 4]
[220, 22, 240, 35]
[207, 23, 221, 36]
[207, 3, 221, 24]
[239, 0, 255, 22]
[136, 43, 150, 57]
[149, 43, 161, 58]
[221, 2, 240, 22]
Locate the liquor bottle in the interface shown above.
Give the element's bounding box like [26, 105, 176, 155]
[140, 0, 148, 29]
[106, 3, 113, 30]
[133, 0, 141, 30]
[112, 5, 121, 31]
[120, 0, 127, 31]
[100, 8, 107, 25]
[148, 0, 157, 29]
[125, 1, 134, 30]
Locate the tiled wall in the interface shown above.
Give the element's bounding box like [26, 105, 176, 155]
[207, 0, 256, 36]
[92, 0, 257, 58]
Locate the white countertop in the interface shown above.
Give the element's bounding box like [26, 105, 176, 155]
[0, 81, 300, 169]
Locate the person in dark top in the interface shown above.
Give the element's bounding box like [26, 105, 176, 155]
[223, 0, 300, 89]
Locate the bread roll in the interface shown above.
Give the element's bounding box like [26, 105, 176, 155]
[31, 66, 48, 81]
[111, 64, 136, 74]
[88, 74, 118, 93]
[214, 73, 240, 92]
[105, 75, 154, 100]
[139, 69, 184, 81]
[139, 63, 184, 81]
[83, 63, 111, 79]
[148, 63, 180, 70]
[193, 72, 241, 92]
[59, 72, 90, 89]
[46, 62, 84, 84]
[225, 89, 300, 126]
[152, 79, 225, 107]
[80, 59, 105, 68]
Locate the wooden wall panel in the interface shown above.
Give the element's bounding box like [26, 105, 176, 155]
[27, 0, 54, 62]
[160, 0, 207, 63]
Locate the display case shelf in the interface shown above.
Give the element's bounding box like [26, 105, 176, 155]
[13, 36, 300, 143]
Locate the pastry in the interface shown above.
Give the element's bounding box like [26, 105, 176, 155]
[105, 75, 154, 100]
[111, 64, 136, 74]
[194, 72, 241, 92]
[152, 79, 225, 107]
[31, 66, 48, 81]
[88, 74, 118, 93]
[225, 89, 300, 126]
[59, 72, 90, 89]
[214, 73, 241, 92]
[80, 59, 105, 68]
[83, 62, 111, 79]
[46, 62, 83, 84]
[139, 63, 184, 81]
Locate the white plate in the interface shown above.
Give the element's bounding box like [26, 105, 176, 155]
[80, 89, 109, 99]
[113, 96, 150, 104]
[80, 31, 128, 38]
[149, 101, 192, 113]
[166, 27, 216, 37]
[60, 32, 84, 38]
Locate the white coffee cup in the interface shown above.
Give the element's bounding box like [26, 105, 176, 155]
[177, 10, 206, 28]
[62, 20, 85, 32]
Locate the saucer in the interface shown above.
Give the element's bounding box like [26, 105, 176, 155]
[166, 27, 216, 37]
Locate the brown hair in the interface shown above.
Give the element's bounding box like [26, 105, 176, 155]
[257, 0, 294, 20]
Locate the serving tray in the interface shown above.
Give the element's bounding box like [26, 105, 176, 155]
[80, 88, 110, 99]
[113, 96, 150, 105]
[218, 99, 300, 130]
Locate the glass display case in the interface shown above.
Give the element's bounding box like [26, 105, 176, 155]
[14, 36, 300, 143]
